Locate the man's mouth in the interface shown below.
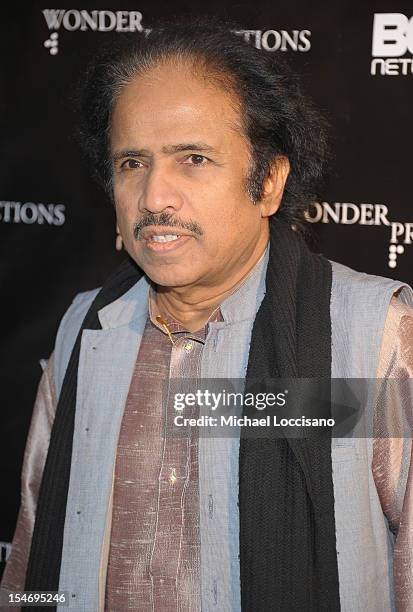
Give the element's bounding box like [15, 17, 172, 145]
[150, 234, 181, 243]
[139, 227, 187, 241]
[139, 228, 193, 254]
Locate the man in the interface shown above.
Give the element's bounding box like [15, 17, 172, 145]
[1, 19, 412, 612]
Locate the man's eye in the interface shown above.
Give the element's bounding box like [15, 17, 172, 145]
[120, 159, 143, 170]
[184, 154, 208, 166]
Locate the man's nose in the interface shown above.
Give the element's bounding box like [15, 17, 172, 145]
[138, 165, 184, 215]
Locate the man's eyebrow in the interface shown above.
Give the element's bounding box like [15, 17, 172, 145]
[112, 143, 217, 162]
[161, 143, 217, 155]
[112, 149, 150, 162]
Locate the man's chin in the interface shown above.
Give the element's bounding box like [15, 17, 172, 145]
[141, 266, 201, 290]
[128, 247, 208, 289]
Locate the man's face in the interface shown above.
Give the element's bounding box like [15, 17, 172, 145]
[110, 60, 272, 290]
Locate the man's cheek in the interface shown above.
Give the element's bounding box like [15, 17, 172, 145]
[115, 200, 136, 227]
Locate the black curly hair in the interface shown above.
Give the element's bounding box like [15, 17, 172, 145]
[76, 16, 329, 237]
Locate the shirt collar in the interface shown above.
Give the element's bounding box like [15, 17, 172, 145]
[219, 240, 269, 323]
[148, 285, 222, 341]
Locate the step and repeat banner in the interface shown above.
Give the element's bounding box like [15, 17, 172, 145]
[0, 0, 412, 570]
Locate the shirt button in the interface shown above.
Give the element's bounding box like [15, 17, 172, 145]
[184, 341, 194, 352]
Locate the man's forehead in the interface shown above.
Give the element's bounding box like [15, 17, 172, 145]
[112, 62, 242, 127]
[111, 99, 244, 154]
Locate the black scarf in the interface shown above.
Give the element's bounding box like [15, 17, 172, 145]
[25, 219, 340, 611]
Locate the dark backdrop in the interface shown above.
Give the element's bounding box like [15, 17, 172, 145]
[1, 0, 412, 569]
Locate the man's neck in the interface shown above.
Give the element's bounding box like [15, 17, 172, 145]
[153, 240, 268, 333]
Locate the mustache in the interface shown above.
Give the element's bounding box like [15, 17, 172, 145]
[133, 212, 203, 240]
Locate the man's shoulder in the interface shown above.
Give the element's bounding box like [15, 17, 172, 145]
[57, 287, 101, 341]
[330, 259, 413, 308]
[330, 259, 410, 292]
[66, 286, 101, 318]
[53, 287, 101, 395]
[329, 260, 413, 375]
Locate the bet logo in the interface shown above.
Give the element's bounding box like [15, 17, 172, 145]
[372, 14, 413, 57]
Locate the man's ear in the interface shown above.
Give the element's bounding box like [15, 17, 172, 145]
[258, 156, 290, 218]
